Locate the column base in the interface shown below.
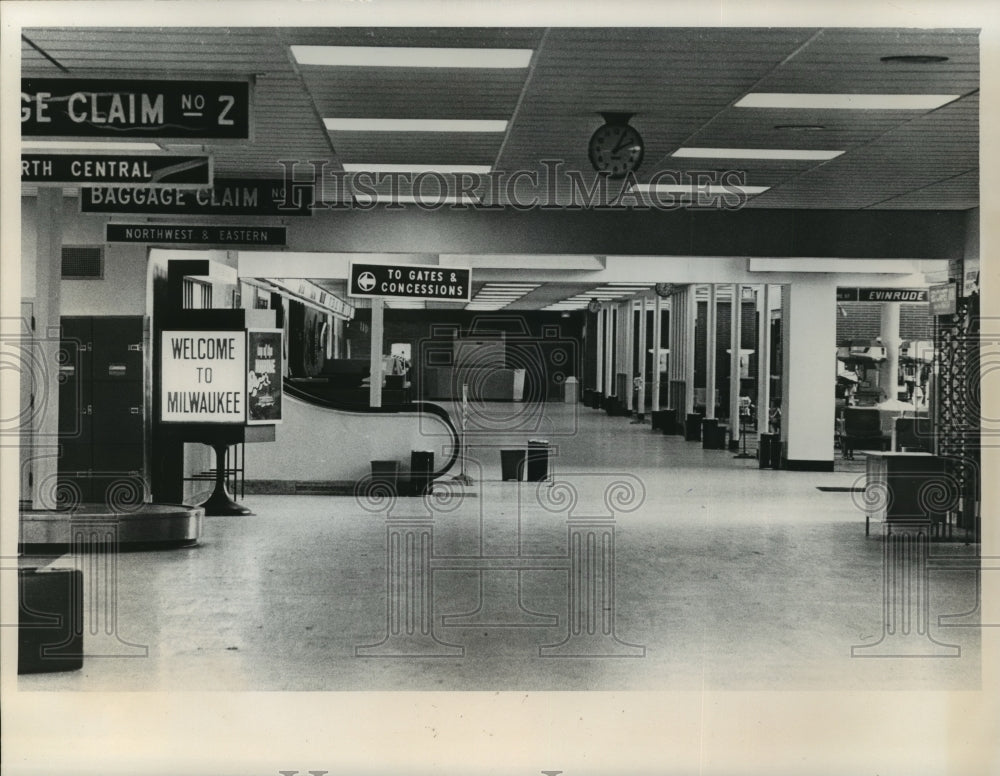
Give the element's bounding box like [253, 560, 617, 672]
[781, 458, 835, 472]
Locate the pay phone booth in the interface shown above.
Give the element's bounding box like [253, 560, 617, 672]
[155, 260, 281, 515]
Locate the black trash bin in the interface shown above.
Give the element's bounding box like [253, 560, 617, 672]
[758, 434, 781, 469]
[684, 413, 702, 441]
[409, 450, 434, 496]
[19, 567, 84, 675]
[527, 439, 551, 482]
[702, 418, 721, 449]
[501, 449, 526, 481]
[370, 460, 400, 495]
[651, 409, 669, 431]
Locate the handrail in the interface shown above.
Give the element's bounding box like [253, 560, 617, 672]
[282, 378, 459, 477]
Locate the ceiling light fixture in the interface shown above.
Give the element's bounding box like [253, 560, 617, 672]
[291, 45, 533, 69]
[672, 147, 843, 161]
[735, 93, 961, 110]
[773, 124, 828, 132]
[21, 140, 164, 152]
[628, 184, 771, 197]
[324, 118, 507, 133]
[342, 163, 492, 174]
[880, 55, 950, 64]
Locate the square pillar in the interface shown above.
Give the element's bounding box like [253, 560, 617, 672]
[780, 279, 836, 470]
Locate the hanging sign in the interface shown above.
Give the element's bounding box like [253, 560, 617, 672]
[928, 282, 957, 316]
[348, 262, 471, 301]
[21, 77, 251, 139]
[22, 153, 211, 187]
[106, 223, 285, 246]
[160, 330, 247, 423]
[247, 329, 283, 425]
[81, 178, 311, 216]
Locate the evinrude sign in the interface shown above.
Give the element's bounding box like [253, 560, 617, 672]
[21, 78, 251, 140]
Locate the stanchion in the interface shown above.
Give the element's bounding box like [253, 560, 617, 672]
[452, 382, 474, 486]
[733, 413, 755, 459]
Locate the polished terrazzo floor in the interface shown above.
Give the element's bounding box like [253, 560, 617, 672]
[19, 403, 981, 691]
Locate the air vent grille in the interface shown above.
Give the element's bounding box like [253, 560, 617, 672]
[61, 246, 103, 279]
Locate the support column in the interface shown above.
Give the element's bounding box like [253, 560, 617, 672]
[780, 279, 837, 470]
[879, 302, 901, 403]
[651, 294, 662, 412]
[684, 285, 696, 415]
[604, 305, 614, 403]
[369, 298, 384, 408]
[757, 284, 772, 436]
[624, 300, 635, 412]
[31, 188, 63, 508]
[595, 307, 604, 396]
[636, 296, 647, 419]
[705, 284, 717, 419]
[729, 284, 742, 442]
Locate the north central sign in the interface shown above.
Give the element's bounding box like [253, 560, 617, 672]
[21, 78, 251, 139]
[22, 153, 211, 187]
[348, 262, 471, 301]
[160, 330, 247, 423]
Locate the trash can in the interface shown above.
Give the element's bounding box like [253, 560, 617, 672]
[651, 410, 670, 432]
[590, 391, 603, 409]
[583, 388, 594, 408]
[685, 413, 702, 442]
[409, 450, 434, 496]
[527, 439, 551, 482]
[702, 418, 721, 449]
[564, 377, 579, 403]
[370, 460, 400, 495]
[19, 567, 84, 675]
[758, 434, 781, 469]
[501, 449, 526, 481]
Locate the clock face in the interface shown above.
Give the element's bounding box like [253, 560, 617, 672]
[588, 122, 644, 179]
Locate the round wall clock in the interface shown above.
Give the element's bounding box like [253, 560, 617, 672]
[588, 114, 644, 179]
[654, 283, 674, 298]
[588, 298, 602, 313]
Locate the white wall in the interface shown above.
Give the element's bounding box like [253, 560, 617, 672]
[243, 395, 455, 482]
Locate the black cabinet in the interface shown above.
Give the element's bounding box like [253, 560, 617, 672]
[58, 316, 146, 506]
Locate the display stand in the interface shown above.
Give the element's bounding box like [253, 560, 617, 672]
[200, 441, 252, 515]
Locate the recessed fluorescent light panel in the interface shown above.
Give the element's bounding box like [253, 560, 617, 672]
[629, 184, 771, 196]
[735, 93, 961, 110]
[672, 147, 844, 161]
[342, 164, 492, 174]
[21, 141, 163, 152]
[324, 118, 507, 133]
[291, 45, 533, 69]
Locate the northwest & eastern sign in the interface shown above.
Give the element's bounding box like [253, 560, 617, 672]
[160, 330, 247, 423]
[348, 262, 471, 301]
[21, 78, 251, 139]
[107, 223, 286, 246]
[22, 153, 211, 187]
[836, 287, 928, 303]
[81, 178, 312, 216]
